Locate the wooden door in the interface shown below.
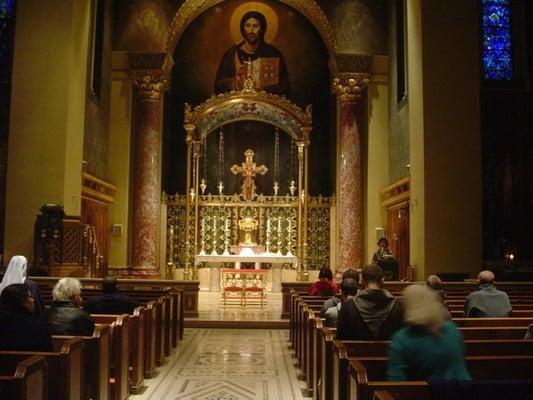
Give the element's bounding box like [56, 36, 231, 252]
[387, 202, 409, 279]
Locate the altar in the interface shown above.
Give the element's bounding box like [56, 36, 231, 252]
[162, 70, 334, 296]
[196, 253, 298, 292]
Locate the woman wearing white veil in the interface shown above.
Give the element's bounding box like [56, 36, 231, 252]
[0, 256, 44, 314]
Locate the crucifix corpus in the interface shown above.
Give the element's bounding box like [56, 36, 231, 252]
[230, 149, 268, 201]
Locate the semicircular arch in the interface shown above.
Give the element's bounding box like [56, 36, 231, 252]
[164, 0, 337, 73]
[184, 91, 312, 140]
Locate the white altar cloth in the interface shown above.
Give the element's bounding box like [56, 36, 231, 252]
[195, 253, 298, 292]
[195, 253, 298, 269]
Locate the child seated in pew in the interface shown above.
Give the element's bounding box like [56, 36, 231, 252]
[0, 283, 53, 351]
[84, 275, 140, 315]
[387, 284, 471, 381]
[45, 277, 95, 336]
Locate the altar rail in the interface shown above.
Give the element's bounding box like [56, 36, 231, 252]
[163, 193, 334, 270]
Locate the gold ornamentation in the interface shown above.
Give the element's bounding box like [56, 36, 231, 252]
[238, 216, 259, 246]
[331, 74, 370, 102]
[230, 149, 268, 201]
[131, 71, 169, 100]
[163, 0, 337, 73]
[184, 89, 312, 130]
[165, 194, 333, 269]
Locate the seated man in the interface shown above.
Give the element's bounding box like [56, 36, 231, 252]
[336, 264, 403, 340]
[426, 274, 451, 319]
[464, 270, 512, 317]
[45, 277, 95, 336]
[84, 276, 140, 315]
[319, 268, 359, 327]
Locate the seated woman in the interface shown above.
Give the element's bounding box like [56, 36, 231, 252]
[0, 255, 45, 314]
[308, 266, 340, 296]
[45, 277, 95, 336]
[372, 238, 395, 263]
[0, 283, 53, 351]
[387, 284, 471, 381]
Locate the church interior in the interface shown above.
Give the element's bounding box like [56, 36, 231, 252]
[0, 0, 532, 399]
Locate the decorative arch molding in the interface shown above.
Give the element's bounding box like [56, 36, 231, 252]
[184, 89, 312, 141]
[163, 0, 337, 74]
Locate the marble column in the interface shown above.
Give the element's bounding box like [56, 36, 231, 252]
[332, 75, 369, 269]
[130, 70, 168, 277]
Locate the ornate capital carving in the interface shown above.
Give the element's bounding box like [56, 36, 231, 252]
[131, 71, 169, 100]
[331, 73, 370, 102]
[129, 52, 171, 100]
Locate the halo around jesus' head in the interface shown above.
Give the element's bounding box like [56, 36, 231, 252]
[230, 1, 279, 44]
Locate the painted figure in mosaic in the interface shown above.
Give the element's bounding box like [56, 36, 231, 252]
[215, 10, 289, 95]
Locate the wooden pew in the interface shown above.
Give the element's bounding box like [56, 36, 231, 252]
[348, 355, 533, 400]
[40, 286, 171, 375]
[91, 315, 130, 400]
[294, 295, 533, 397]
[332, 338, 533, 400]
[143, 300, 158, 378]
[319, 327, 336, 400]
[129, 306, 145, 393]
[454, 317, 533, 327]
[0, 337, 84, 400]
[39, 284, 182, 356]
[0, 355, 47, 400]
[459, 326, 527, 340]
[31, 276, 199, 319]
[53, 324, 111, 400]
[371, 386, 428, 400]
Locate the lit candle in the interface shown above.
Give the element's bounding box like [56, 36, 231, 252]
[278, 216, 281, 231]
[213, 218, 217, 232]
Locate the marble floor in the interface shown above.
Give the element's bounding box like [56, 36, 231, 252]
[195, 290, 283, 321]
[130, 328, 308, 400]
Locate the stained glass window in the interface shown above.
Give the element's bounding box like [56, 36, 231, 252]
[481, 0, 512, 80]
[0, 0, 14, 67]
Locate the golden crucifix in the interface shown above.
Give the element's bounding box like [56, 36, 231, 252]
[230, 149, 268, 201]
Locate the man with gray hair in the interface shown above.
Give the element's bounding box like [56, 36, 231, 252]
[463, 270, 512, 317]
[45, 277, 94, 336]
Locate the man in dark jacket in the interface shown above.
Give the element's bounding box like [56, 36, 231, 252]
[84, 276, 139, 315]
[45, 277, 94, 336]
[336, 264, 403, 340]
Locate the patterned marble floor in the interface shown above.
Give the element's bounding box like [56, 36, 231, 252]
[131, 329, 308, 400]
[196, 291, 283, 321]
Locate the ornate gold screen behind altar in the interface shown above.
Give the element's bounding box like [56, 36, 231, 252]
[164, 81, 333, 281]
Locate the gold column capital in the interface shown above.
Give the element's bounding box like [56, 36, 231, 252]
[331, 73, 370, 102]
[131, 70, 169, 100]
